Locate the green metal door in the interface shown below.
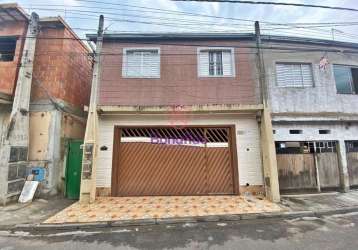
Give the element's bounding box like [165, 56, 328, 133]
[66, 140, 83, 199]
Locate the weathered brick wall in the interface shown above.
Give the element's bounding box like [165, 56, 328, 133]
[99, 40, 260, 106]
[61, 28, 92, 108]
[32, 27, 64, 102]
[32, 25, 92, 109]
[0, 21, 27, 96]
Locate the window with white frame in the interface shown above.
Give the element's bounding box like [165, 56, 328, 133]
[198, 48, 234, 77]
[122, 48, 160, 78]
[276, 63, 314, 87]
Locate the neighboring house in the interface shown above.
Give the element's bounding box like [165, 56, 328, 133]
[0, 4, 27, 141]
[84, 32, 279, 201]
[0, 4, 92, 204]
[263, 36, 358, 193]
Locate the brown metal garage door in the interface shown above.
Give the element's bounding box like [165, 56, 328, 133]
[111, 127, 238, 196]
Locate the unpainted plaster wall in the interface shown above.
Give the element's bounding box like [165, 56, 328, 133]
[265, 47, 358, 116]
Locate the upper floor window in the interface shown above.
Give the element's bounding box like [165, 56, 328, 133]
[333, 65, 358, 94]
[0, 37, 16, 62]
[198, 48, 235, 77]
[276, 63, 314, 87]
[122, 48, 160, 78]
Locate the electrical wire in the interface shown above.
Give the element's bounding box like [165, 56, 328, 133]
[22, 3, 358, 28]
[173, 0, 358, 13]
[7, 2, 358, 42]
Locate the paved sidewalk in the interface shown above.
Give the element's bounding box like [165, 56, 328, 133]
[4, 191, 358, 230]
[281, 190, 358, 212]
[0, 196, 74, 228]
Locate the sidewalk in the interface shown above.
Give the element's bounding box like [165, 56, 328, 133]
[0, 196, 74, 229]
[4, 191, 358, 231]
[37, 190, 358, 229]
[281, 190, 358, 213]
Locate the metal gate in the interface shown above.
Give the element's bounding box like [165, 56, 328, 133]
[346, 141, 358, 188]
[276, 141, 340, 192]
[111, 126, 238, 196]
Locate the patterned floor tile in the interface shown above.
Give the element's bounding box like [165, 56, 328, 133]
[44, 195, 283, 224]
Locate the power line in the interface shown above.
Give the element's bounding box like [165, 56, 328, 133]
[31, 8, 358, 42]
[24, 6, 256, 28]
[72, 0, 269, 23]
[25, 4, 358, 28]
[39, 8, 358, 30]
[10, 3, 358, 42]
[1, 1, 357, 46]
[63, 13, 253, 31]
[173, 0, 358, 12]
[24, 3, 358, 26]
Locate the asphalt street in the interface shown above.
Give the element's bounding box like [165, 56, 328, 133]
[1, 212, 358, 250]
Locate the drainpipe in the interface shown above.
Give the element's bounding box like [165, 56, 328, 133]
[255, 21, 281, 202]
[79, 15, 104, 203]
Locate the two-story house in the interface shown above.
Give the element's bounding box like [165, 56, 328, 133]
[0, 4, 92, 204]
[84, 33, 279, 202]
[263, 36, 358, 194]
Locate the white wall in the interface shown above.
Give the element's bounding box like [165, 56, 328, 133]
[96, 113, 264, 188]
[273, 122, 358, 142]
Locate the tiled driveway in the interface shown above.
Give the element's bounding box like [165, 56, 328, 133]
[45, 195, 282, 224]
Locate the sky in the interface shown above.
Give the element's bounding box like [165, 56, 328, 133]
[2, 0, 358, 42]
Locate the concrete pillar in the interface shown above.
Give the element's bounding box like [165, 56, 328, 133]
[0, 13, 39, 204]
[79, 15, 104, 203]
[260, 108, 280, 202]
[337, 139, 350, 192]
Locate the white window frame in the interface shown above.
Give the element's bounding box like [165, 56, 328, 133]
[122, 47, 161, 78]
[197, 47, 235, 78]
[275, 62, 315, 88]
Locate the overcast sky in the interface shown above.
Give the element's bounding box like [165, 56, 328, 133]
[2, 0, 358, 42]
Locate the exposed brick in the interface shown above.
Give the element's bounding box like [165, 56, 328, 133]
[0, 21, 27, 95]
[31, 25, 92, 109]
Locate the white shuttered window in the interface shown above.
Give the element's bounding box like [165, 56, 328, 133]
[198, 48, 235, 77]
[123, 48, 160, 78]
[276, 63, 314, 87]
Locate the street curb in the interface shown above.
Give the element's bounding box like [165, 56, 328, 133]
[10, 206, 358, 232]
[314, 207, 358, 217]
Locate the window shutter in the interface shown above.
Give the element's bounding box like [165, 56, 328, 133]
[276, 63, 313, 87]
[125, 51, 141, 77]
[123, 49, 160, 78]
[142, 51, 160, 77]
[301, 64, 313, 87]
[222, 50, 233, 76]
[276, 64, 292, 87]
[291, 64, 303, 87]
[199, 51, 209, 76]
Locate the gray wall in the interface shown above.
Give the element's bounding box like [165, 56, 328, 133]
[0, 106, 11, 204]
[0, 106, 10, 143]
[264, 47, 358, 116]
